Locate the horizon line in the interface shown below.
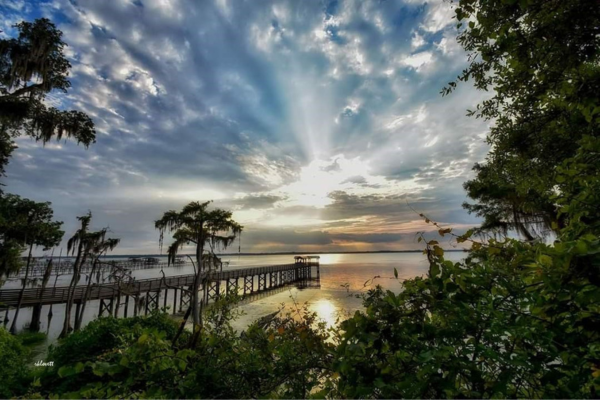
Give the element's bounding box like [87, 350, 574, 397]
[89, 249, 467, 258]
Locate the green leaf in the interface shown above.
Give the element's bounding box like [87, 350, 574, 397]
[575, 241, 588, 254]
[107, 364, 124, 376]
[538, 255, 553, 267]
[74, 362, 85, 373]
[178, 359, 187, 371]
[58, 366, 77, 378]
[138, 334, 149, 344]
[418, 350, 434, 362]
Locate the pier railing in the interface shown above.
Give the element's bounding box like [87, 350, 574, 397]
[0, 263, 315, 308]
[6, 260, 192, 279]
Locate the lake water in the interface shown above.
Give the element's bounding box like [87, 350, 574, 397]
[1, 252, 465, 341]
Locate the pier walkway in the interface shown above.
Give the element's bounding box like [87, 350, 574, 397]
[0, 260, 320, 320]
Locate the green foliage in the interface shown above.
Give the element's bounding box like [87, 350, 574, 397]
[0, 193, 63, 277]
[554, 135, 600, 240]
[30, 300, 333, 399]
[49, 312, 180, 367]
[333, 200, 600, 398]
[0, 18, 96, 177]
[450, 0, 600, 239]
[0, 327, 30, 398]
[16, 330, 47, 347]
[40, 312, 182, 396]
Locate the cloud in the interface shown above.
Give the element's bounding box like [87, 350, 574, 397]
[401, 51, 433, 71]
[420, 0, 456, 33]
[235, 194, 285, 210]
[340, 175, 366, 185]
[2, 0, 487, 254]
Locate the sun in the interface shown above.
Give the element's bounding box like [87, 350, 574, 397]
[278, 155, 377, 208]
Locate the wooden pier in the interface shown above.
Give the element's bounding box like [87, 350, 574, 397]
[6, 259, 190, 279]
[0, 259, 320, 322]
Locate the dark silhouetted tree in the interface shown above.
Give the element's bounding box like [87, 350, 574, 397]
[59, 212, 112, 337]
[0, 195, 63, 333]
[156, 201, 242, 329]
[0, 18, 96, 179]
[75, 237, 120, 331]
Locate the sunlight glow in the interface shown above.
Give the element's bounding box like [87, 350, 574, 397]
[311, 299, 338, 328]
[275, 154, 427, 208]
[317, 253, 342, 265]
[233, 153, 429, 229]
[277, 155, 384, 208]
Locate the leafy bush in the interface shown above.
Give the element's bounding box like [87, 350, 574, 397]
[48, 311, 180, 367]
[37, 311, 182, 395]
[182, 302, 333, 399]
[0, 327, 31, 398]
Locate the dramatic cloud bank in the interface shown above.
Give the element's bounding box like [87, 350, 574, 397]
[1, 0, 490, 254]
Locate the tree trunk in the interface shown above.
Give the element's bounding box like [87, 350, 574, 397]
[60, 242, 84, 338]
[30, 258, 53, 332]
[75, 257, 99, 331]
[30, 305, 42, 332]
[10, 242, 33, 334]
[192, 223, 204, 328]
[172, 304, 192, 347]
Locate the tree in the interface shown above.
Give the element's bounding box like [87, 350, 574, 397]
[0, 195, 27, 278]
[59, 212, 111, 338]
[74, 237, 120, 331]
[462, 161, 557, 240]
[445, 0, 600, 238]
[0, 194, 64, 334]
[0, 18, 96, 179]
[155, 201, 242, 329]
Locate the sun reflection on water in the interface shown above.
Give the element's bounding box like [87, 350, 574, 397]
[310, 298, 338, 328]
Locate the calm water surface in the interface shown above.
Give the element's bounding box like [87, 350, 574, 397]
[1, 252, 464, 341]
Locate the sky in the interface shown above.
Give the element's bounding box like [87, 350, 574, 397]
[1, 0, 491, 255]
